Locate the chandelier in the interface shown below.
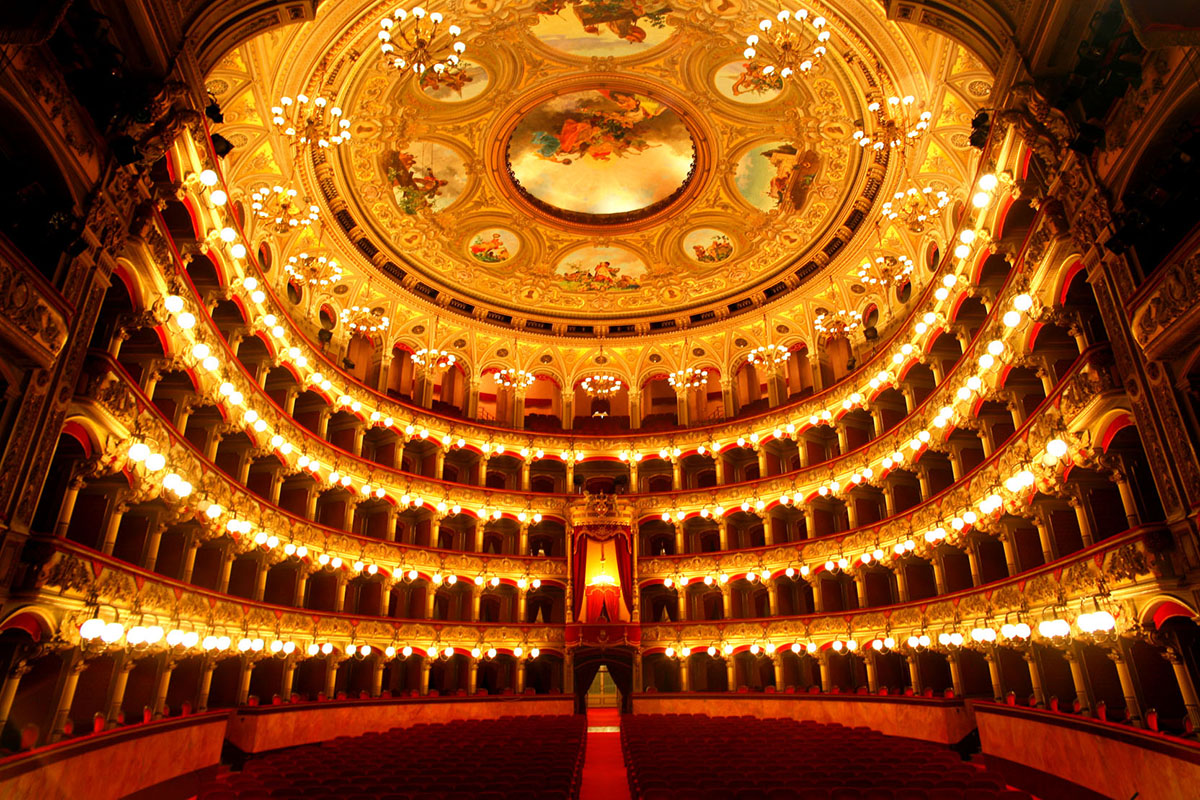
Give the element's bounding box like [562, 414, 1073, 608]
[668, 366, 709, 390]
[582, 373, 623, 398]
[495, 368, 535, 389]
[742, 9, 830, 80]
[285, 252, 343, 287]
[746, 344, 790, 369]
[882, 185, 951, 233]
[412, 348, 456, 373]
[857, 253, 915, 288]
[270, 94, 352, 149]
[814, 308, 863, 337]
[378, 6, 466, 76]
[340, 305, 390, 335]
[250, 185, 319, 233]
[853, 95, 932, 151]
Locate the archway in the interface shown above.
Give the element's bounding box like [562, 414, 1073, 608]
[572, 646, 634, 714]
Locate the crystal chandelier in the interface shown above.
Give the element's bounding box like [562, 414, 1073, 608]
[271, 94, 352, 149]
[495, 368, 536, 389]
[668, 366, 709, 390]
[742, 9, 830, 80]
[412, 348, 455, 373]
[250, 185, 319, 233]
[857, 253, 915, 288]
[882, 186, 951, 233]
[582, 373, 623, 398]
[285, 252, 343, 287]
[340, 305, 390, 335]
[746, 344, 790, 369]
[378, 6, 466, 76]
[814, 308, 863, 337]
[853, 95, 932, 151]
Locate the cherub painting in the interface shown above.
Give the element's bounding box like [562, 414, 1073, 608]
[555, 247, 646, 291]
[468, 229, 518, 264]
[381, 143, 466, 215]
[685, 231, 734, 263]
[528, 91, 669, 164]
[734, 142, 820, 212]
[534, 0, 670, 45]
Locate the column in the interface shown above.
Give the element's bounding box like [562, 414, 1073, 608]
[334, 577, 348, 612]
[677, 587, 688, 621]
[1167, 648, 1200, 728]
[520, 461, 531, 492]
[216, 551, 234, 594]
[565, 458, 575, 493]
[281, 659, 297, 701]
[965, 543, 982, 587]
[519, 523, 529, 556]
[671, 460, 682, 491]
[421, 660, 433, 695]
[516, 661, 526, 693]
[1113, 472, 1141, 528]
[818, 650, 831, 693]
[294, 569, 309, 607]
[1071, 495, 1095, 548]
[50, 654, 87, 741]
[1109, 647, 1142, 725]
[726, 656, 737, 692]
[674, 522, 685, 555]
[865, 652, 879, 694]
[100, 502, 128, 555]
[714, 455, 726, 484]
[1065, 648, 1092, 713]
[352, 424, 366, 458]
[284, 389, 298, 416]
[985, 649, 1004, 701]
[766, 580, 780, 616]
[468, 660, 479, 694]
[1000, 530, 1020, 576]
[512, 387, 526, 428]
[517, 588, 528, 623]
[252, 560, 269, 602]
[947, 652, 964, 696]
[893, 562, 909, 602]
[810, 578, 824, 612]
[947, 446, 965, 481]
[142, 524, 166, 572]
[203, 430, 222, 461]
[721, 379, 735, 418]
[1025, 650, 1046, 706]
[323, 657, 340, 699]
[906, 653, 922, 694]
[268, 471, 283, 505]
[720, 583, 732, 619]
[560, 389, 574, 430]
[835, 426, 849, 457]
[424, 585, 437, 619]
[153, 657, 176, 717]
[105, 656, 136, 725]
[306, 488, 319, 521]
[1032, 513, 1057, 564]
[54, 477, 86, 537]
[774, 656, 786, 691]
[757, 448, 769, 479]
[931, 554, 947, 595]
[236, 656, 254, 705]
[371, 659, 385, 698]
[680, 656, 691, 692]
[316, 408, 331, 439]
[675, 389, 689, 426]
[717, 517, 729, 550]
[181, 540, 200, 584]
[471, 587, 482, 621]
[763, 513, 776, 546]
[197, 657, 216, 712]
[628, 388, 642, 430]
[385, 507, 399, 542]
[564, 650, 574, 694]
[854, 573, 869, 608]
[0, 658, 31, 734]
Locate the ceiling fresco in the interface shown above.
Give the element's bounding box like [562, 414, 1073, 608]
[205, 0, 992, 349]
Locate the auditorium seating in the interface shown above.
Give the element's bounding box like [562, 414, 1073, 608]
[195, 715, 586, 800]
[621, 714, 1030, 800]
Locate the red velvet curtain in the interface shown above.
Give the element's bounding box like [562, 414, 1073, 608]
[614, 531, 633, 615]
[572, 536, 587, 620]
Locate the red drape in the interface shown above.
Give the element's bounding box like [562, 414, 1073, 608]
[614, 532, 633, 615]
[572, 536, 587, 620]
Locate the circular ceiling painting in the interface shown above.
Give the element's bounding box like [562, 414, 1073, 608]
[506, 89, 696, 223]
[531, 0, 675, 58]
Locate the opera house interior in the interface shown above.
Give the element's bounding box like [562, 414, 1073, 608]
[1, 0, 1200, 798]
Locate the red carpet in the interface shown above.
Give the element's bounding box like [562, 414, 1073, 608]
[580, 709, 630, 800]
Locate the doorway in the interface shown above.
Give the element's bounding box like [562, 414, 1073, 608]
[586, 665, 620, 708]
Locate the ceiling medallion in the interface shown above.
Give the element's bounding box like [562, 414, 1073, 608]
[250, 185, 319, 233]
[377, 5, 466, 76]
[814, 307, 863, 337]
[285, 252, 342, 286]
[857, 253, 914, 288]
[668, 366, 709, 390]
[499, 80, 703, 230]
[882, 185, 950, 233]
[852, 94, 932, 152]
[742, 8, 831, 81]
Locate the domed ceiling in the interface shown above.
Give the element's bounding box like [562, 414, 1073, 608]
[206, 0, 992, 346]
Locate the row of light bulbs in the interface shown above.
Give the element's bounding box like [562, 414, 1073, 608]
[177, 160, 1009, 475]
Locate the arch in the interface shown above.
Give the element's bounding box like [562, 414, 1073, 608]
[1142, 595, 1200, 629]
[0, 606, 56, 642]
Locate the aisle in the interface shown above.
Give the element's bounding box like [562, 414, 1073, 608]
[579, 709, 630, 800]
